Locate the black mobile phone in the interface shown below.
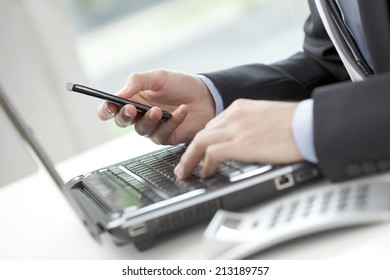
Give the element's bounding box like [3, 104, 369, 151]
[66, 82, 171, 121]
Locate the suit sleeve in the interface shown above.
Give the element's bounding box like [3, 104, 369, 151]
[201, 0, 349, 108]
[202, 0, 390, 183]
[313, 74, 390, 182]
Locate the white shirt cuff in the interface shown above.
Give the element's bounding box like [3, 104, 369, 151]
[197, 75, 224, 116]
[292, 99, 318, 163]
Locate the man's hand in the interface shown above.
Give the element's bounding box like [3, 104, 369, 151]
[174, 99, 304, 179]
[97, 69, 215, 145]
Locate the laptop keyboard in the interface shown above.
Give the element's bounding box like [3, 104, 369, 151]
[103, 144, 271, 204]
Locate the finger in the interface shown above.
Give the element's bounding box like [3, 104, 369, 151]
[199, 141, 241, 178]
[114, 106, 134, 127]
[174, 130, 233, 179]
[97, 102, 118, 121]
[119, 70, 168, 99]
[134, 107, 163, 136]
[149, 104, 188, 145]
[122, 104, 138, 119]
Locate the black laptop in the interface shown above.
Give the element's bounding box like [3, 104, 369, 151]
[0, 85, 321, 251]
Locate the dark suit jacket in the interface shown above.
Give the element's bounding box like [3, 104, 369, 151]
[202, 0, 390, 182]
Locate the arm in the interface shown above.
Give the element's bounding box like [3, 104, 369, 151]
[313, 73, 390, 181]
[173, 0, 351, 179]
[198, 0, 390, 182]
[201, 0, 349, 108]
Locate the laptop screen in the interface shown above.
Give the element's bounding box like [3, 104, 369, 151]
[0, 87, 37, 187]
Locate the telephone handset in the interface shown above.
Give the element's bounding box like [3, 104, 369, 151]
[204, 181, 390, 259]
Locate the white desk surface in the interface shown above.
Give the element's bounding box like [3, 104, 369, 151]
[1, 132, 390, 260]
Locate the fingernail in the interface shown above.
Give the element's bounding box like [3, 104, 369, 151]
[114, 117, 131, 128]
[104, 103, 115, 118]
[178, 105, 187, 116]
[124, 108, 132, 118]
[174, 163, 183, 179]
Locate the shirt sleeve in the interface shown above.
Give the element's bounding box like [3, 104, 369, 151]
[197, 74, 224, 116]
[292, 99, 319, 163]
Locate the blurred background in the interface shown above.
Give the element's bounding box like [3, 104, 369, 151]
[0, 0, 309, 186]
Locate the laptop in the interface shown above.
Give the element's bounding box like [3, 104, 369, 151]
[0, 85, 322, 251]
